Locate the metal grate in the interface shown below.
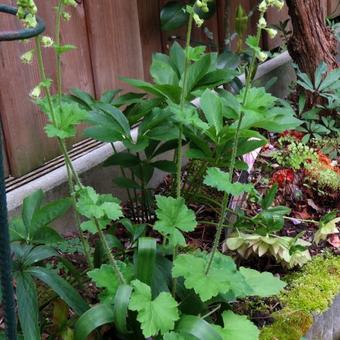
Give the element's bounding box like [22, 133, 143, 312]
[5, 138, 103, 193]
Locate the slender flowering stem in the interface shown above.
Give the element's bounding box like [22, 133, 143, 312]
[173, 12, 194, 298]
[55, 0, 64, 105]
[205, 26, 263, 275]
[35, 37, 125, 281]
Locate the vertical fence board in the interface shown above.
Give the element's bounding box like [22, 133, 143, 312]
[0, 126, 9, 177]
[0, 0, 94, 176]
[84, 0, 144, 96]
[159, 0, 220, 53]
[265, 4, 290, 50]
[328, 0, 340, 17]
[137, 0, 163, 80]
[216, 0, 259, 51]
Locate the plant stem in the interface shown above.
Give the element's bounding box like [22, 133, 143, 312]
[35, 37, 125, 282]
[284, 216, 319, 225]
[65, 163, 93, 269]
[176, 14, 194, 199]
[172, 12, 194, 298]
[95, 219, 126, 285]
[202, 304, 221, 319]
[205, 27, 263, 275]
[55, 0, 64, 104]
[111, 143, 136, 221]
[137, 153, 149, 223]
[198, 221, 230, 228]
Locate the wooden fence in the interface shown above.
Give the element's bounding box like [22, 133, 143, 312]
[0, 0, 338, 177]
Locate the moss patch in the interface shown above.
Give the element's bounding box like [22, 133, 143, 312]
[260, 254, 340, 340]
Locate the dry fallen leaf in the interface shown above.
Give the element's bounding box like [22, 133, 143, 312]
[328, 234, 340, 248]
[307, 199, 320, 211]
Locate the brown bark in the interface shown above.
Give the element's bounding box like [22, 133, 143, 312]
[286, 0, 338, 81]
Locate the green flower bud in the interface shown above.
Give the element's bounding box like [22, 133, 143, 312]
[193, 13, 204, 27]
[41, 36, 54, 48]
[30, 85, 41, 99]
[258, 16, 267, 29]
[259, 1, 268, 12]
[266, 28, 278, 39]
[257, 51, 268, 62]
[20, 49, 35, 64]
[62, 11, 71, 21]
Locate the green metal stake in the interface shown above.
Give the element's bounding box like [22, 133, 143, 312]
[0, 5, 45, 339]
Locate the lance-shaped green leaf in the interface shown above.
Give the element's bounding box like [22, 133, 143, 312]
[87, 263, 134, 303]
[74, 304, 114, 340]
[15, 272, 40, 340]
[154, 195, 197, 246]
[203, 168, 254, 196]
[212, 311, 259, 340]
[128, 279, 180, 337]
[172, 252, 251, 302]
[176, 315, 222, 340]
[200, 89, 223, 134]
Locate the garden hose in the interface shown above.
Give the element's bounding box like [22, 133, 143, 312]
[0, 5, 45, 339]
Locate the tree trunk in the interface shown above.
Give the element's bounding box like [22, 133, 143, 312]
[286, 0, 338, 81]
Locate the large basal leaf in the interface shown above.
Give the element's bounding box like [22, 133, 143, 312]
[22, 245, 58, 267]
[121, 77, 181, 103]
[160, 1, 188, 31]
[128, 279, 180, 337]
[239, 267, 286, 297]
[204, 167, 254, 196]
[22, 189, 43, 232]
[154, 195, 197, 246]
[172, 252, 251, 302]
[32, 226, 63, 244]
[31, 197, 72, 232]
[151, 160, 177, 173]
[96, 103, 131, 137]
[28, 267, 89, 315]
[184, 54, 212, 97]
[104, 152, 140, 168]
[74, 304, 114, 340]
[176, 315, 222, 340]
[200, 89, 223, 134]
[15, 272, 40, 340]
[9, 218, 27, 242]
[212, 311, 259, 340]
[169, 42, 185, 77]
[150, 53, 179, 85]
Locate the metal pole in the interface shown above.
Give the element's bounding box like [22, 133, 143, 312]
[0, 138, 16, 339]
